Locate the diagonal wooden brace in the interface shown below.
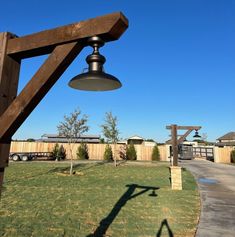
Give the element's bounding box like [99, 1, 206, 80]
[0, 42, 84, 142]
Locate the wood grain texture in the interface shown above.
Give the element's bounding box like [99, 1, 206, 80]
[166, 125, 201, 130]
[7, 12, 128, 59]
[0, 32, 20, 168]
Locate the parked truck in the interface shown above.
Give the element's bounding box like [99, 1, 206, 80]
[9, 152, 52, 161]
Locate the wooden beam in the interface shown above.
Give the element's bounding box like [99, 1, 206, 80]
[0, 42, 83, 141]
[166, 125, 201, 130]
[7, 12, 128, 59]
[0, 32, 21, 196]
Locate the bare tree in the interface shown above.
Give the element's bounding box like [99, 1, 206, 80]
[201, 133, 208, 142]
[101, 112, 120, 166]
[57, 108, 88, 175]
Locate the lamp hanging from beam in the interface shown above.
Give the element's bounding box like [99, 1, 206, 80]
[68, 36, 122, 91]
[193, 130, 201, 138]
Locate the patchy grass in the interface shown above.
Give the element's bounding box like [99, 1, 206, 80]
[0, 161, 200, 237]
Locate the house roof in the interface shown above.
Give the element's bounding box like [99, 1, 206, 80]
[39, 134, 100, 143]
[127, 135, 144, 140]
[215, 142, 235, 147]
[41, 134, 100, 139]
[217, 132, 235, 141]
[38, 137, 100, 143]
[165, 139, 172, 144]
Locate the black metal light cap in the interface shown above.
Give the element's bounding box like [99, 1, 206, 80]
[69, 72, 122, 91]
[193, 131, 201, 138]
[68, 36, 122, 91]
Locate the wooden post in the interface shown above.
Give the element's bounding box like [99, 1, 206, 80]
[171, 124, 178, 166]
[0, 33, 21, 196]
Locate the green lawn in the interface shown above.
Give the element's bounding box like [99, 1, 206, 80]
[0, 161, 200, 237]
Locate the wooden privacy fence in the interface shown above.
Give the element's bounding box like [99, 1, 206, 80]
[10, 142, 167, 161]
[10, 141, 234, 163]
[214, 146, 234, 163]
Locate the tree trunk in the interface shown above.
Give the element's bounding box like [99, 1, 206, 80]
[114, 143, 117, 167]
[69, 159, 73, 175]
[69, 142, 73, 175]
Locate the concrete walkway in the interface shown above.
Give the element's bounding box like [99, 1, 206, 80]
[181, 159, 235, 237]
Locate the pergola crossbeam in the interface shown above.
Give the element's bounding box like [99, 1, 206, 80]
[7, 12, 128, 59]
[166, 125, 201, 130]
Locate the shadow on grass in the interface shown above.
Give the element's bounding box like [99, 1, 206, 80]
[5, 161, 106, 184]
[87, 184, 159, 237]
[49, 161, 107, 174]
[156, 219, 174, 237]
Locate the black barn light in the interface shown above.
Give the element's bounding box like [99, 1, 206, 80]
[193, 130, 201, 138]
[68, 36, 122, 91]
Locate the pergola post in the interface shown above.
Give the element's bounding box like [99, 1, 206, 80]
[0, 33, 21, 196]
[171, 124, 178, 166]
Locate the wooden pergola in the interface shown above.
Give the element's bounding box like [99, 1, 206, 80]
[0, 12, 128, 195]
[166, 125, 201, 166]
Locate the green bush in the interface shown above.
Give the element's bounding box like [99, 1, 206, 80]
[77, 143, 89, 160]
[51, 144, 66, 161]
[51, 143, 59, 160]
[152, 144, 160, 161]
[103, 144, 113, 161]
[231, 150, 235, 163]
[126, 143, 137, 160]
[58, 145, 66, 160]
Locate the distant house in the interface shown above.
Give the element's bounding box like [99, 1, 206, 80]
[38, 134, 100, 143]
[216, 132, 235, 147]
[127, 135, 144, 145]
[117, 135, 156, 146]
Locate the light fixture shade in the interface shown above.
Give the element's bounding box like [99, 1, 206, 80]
[68, 36, 122, 91]
[193, 131, 201, 138]
[68, 71, 122, 91]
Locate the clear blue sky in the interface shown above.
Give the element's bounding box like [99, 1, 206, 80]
[1, 0, 234, 142]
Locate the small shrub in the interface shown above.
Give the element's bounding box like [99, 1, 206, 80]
[51, 144, 66, 161]
[103, 144, 113, 161]
[231, 150, 235, 163]
[126, 143, 137, 160]
[51, 143, 60, 160]
[77, 143, 89, 160]
[152, 144, 160, 161]
[58, 145, 66, 160]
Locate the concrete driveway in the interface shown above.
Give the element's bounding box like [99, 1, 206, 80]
[181, 159, 235, 237]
